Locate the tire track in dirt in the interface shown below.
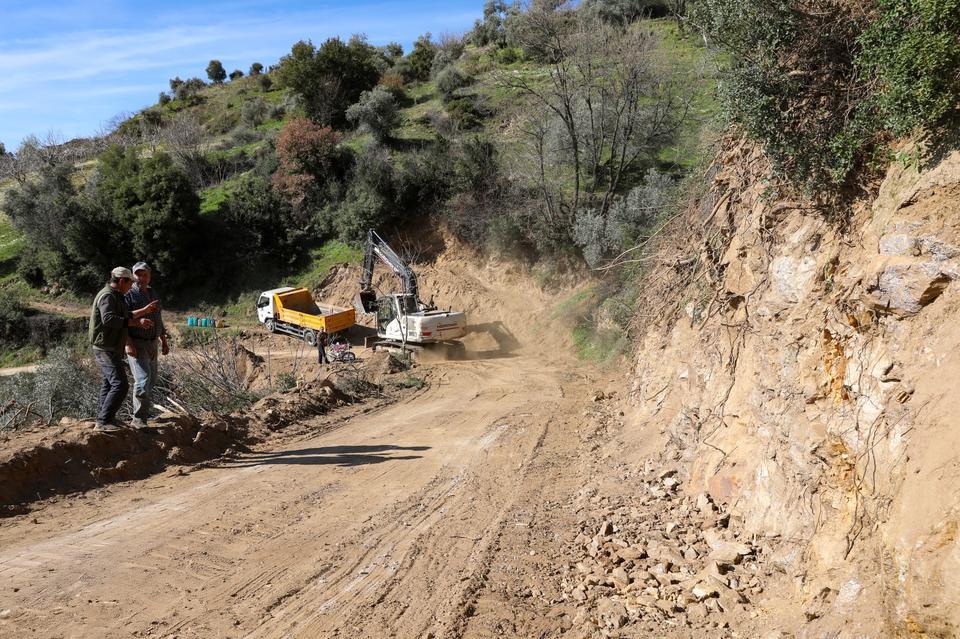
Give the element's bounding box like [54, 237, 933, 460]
[0, 356, 591, 639]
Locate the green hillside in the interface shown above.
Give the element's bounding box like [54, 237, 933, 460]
[0, 1, 720, 364]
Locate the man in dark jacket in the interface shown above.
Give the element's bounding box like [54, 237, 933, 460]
[124, 262, 169, 429]
[317, 330, 329, 364]
[88, 266, 157, 431]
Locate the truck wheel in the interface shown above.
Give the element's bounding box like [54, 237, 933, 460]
[303, 330, 317, 346]
[265, 319, 276, 333]
[342, 352, 357, 363]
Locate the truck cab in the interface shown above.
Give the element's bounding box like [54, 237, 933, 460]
[256, 287, 294, 329]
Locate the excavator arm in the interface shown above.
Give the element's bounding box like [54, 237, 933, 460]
[355, 230, 420, 314]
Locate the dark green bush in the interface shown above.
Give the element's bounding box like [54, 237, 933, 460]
[436, 67, 471, 102]
[694, 0, 960, 187]
[858, 0, 960, 136]
[275, 37, 382, 126]
[0, 287, 28, 346]
[446, 97, 482, 129]
[4, 148, 200, 293]
[407, 33, 438, 81]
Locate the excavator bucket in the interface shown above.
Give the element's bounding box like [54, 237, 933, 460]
[355, 289, 378, 315]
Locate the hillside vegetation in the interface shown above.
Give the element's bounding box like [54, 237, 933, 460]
[0, 0, 956, 366]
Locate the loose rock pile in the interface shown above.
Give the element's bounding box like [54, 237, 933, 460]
[560, 462, 767, 637]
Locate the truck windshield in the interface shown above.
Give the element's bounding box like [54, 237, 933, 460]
[257, 296, 269, 308]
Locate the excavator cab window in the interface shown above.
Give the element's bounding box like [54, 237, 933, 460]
[377, 299, 396, 331]
[399, 295, 418, 315]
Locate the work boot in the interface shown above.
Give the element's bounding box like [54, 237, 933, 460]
[93, 421, 122, 432]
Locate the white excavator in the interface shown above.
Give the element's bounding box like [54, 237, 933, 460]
[354, 230, 467, 352]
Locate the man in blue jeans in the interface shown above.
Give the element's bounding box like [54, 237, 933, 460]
[124, 262, 169, 429]
[89, 266, 158, 432]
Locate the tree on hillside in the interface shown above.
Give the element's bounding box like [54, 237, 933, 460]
[407, 33, 438, 81]
[0, 133, 77, 186]
[501, 16, 686, 249]
[171, 77, 206, 104]
[159, 113, 206, 186]
[224, 175, 304, 261]
[249, 62, 264, 76]
[275, 37, 382, 126]
[206, 59, 227, 84]
[468, 1, 516, 47]
[383, 42, 404, 59]
[4, 148, 199, 291]
[346, 87, 399, 142]
[272, 118, 349, 215]
[86, 147, 200, 282]
[229, 69, 244, 81]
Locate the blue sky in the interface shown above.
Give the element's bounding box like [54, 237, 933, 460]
[0, 0, 482, 150]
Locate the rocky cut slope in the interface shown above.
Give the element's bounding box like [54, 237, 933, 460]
[626, 139, 960, 636]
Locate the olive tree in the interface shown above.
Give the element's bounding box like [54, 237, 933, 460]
[345, 87, 399, 142]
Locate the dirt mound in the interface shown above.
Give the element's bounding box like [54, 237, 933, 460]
[0, 414, 235, 514]
[0, 378, 352, 516]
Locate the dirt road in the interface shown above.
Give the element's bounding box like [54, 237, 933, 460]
[0, 354, 598, 638]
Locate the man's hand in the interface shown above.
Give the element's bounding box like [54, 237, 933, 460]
[138, 318, 154, 330]
[133, 300, 160, 319]
[160, 336, 170, 356]
[125, 343, 137, 357]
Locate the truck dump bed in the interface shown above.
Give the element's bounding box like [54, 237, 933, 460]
[274, 288, 355, 334]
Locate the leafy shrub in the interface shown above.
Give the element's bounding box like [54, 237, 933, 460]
[383, 42, 404, 59]
[257, 75, 273, 92]
[436, 67, 471, 102]
[241, 97, 270, 126]
[249, 62, 264, 76]
[173, 77, 206, 104]
[0, 348, 102, 429]
[229, 69, 244, 81]
[378, 72, 407, 101]
[468, 0, 514, 47]
[345, 87, 399, 142]
[275, 37, 382, 126]
[5, 147, 200, 292]
[158, 92, 171, 106]
[0, 287, 27, 346]
[272, 118, 349, 213]
[446, 97, 482, 129]
[582, 0, 671, 24]
[393, 142, 455, 211]
[493, 46, 523, 64]
[407, 33, 438, 81]
[573, 168, 676, 267]
[224, 175, 304, 261]
[693, 0, 960, 187]
[858, 0, 960, 136]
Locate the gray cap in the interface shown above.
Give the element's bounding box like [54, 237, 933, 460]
[111, 266, 134, 280]
[132, 261, 151, 274]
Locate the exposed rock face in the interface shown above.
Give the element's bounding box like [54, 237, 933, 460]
[628, 142, 960, 636]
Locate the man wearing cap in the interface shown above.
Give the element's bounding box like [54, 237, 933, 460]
[89, 267, 158, 432]
[124, 262, 169, 429]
